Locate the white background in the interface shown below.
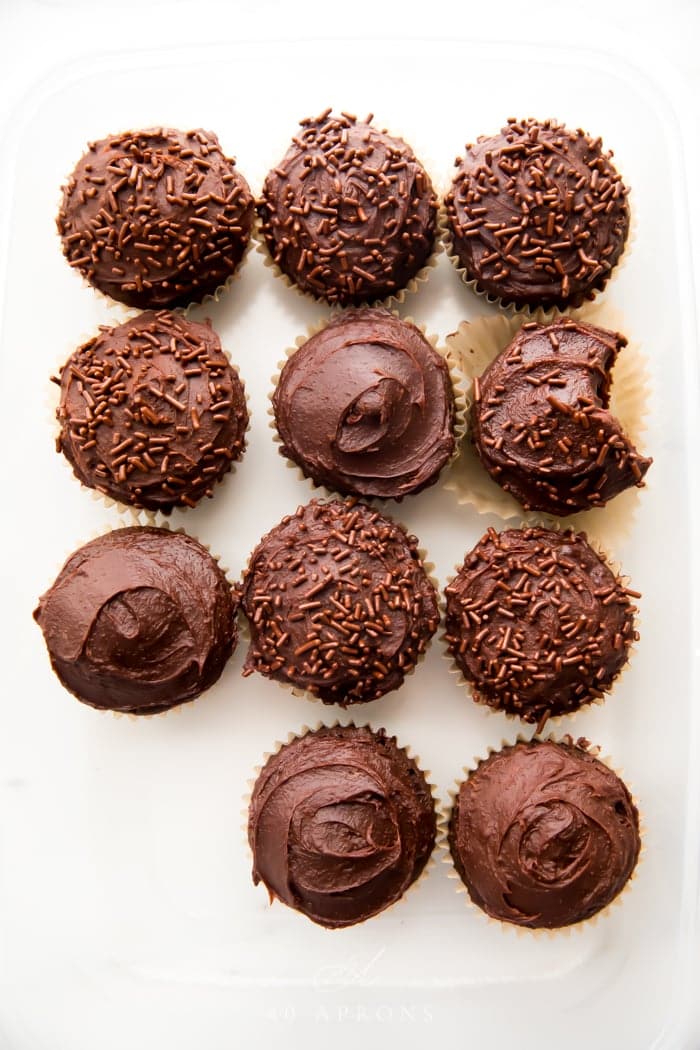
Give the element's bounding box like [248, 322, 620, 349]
[0, 2, 698, 1048]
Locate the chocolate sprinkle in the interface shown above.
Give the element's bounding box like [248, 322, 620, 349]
[239, 499, 439, 705]
[56, 310, 248, 512]
[258, 111, 438, 305]
[57, 127, 254, 308]
[445, 118, 630, 310]
[444, 526, 638, 724]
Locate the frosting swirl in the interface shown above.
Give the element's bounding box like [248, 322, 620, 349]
[34, 527, 237, 713]
[259, 110, 437, 305]
[56, 311, 248, 512]
[249, 725, 436, 927]
[58, 127, 254, 308]
[449, 740, 641, 928]
[273, 309, 455, 499]
[471, 317, 651, 515]
[445, 527, 638, 724]
[445, 118, 630, 310]
[240, 499, 439, 705]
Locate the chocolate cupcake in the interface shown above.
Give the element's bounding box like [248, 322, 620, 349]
[55, 310, 248, 513]
[444, 527, 639, 725]
[258, 110, 438, 305]
[239, 499, 438, 705]
[248, 724, 436, 927]
[57, 127, 254, 308]
[272, 309, 456, 499]
[448, 739, 641, 929]
[34, 527, 237, 714]
[470, 317, 651, 516]
[445, 118, 630, 311]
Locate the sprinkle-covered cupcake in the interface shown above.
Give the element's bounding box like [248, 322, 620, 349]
[258, 109, 438, 305]
[448, 739, 641, 929]
[55, 310, 248, 512]
[239, 499, 438, 705]
[248, 724, 436, 927]
[444, 526, 639, 725]
[445, 118, 630, 311]
[272, 309, 456, 499]
[57, 127, 254, 308]
[34, 527, 237, 714]
[470, 317, 651, 515]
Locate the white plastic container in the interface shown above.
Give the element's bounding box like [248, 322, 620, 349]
[0, 38, 698, 1050]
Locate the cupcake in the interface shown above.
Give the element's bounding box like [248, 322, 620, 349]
[239, 499, 438, 705]
[34, 527, 237, 714]
[272, 309, 456, 499]
[55, 310, 248, 513]
[57, 127, 254, 308]
[470, 317, 651, 516]
[444, 526, 639, 725]
[258, 109, 438, 305]
[445, 118, 630, 311]
[248, 724, 436, 927]
[448, 739, 641, 929]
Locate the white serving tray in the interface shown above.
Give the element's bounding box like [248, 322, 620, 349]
[0, 38, 698, 1050]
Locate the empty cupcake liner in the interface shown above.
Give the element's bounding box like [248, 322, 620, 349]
[441, 172, 638, 319]
[267, 311, 469, 503]
[442, 732, 644, 937]
[443, 300, 651, 550]
[49, 320, 252, 525]
[36, 518, 236, 721]
[242, 718, 441, 927]
[236, 496, 440, 708]
[440, 524, 640, 734]
[254, 116, 442, 313]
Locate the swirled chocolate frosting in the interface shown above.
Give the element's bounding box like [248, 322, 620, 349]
[248, 725, 436, 927]
[57, 127, 254, 308]
[449, 740, 640, 928]
[445, 118, 630, 310]
[34, 527, 237, 713]
[445, 527, 638, 725]
[258, 110, 438, 305]
[471, 317, 651, 515]
[272, 309, 455, 499]
[56, 311, 248, 512]
[240, 500, 439, 705]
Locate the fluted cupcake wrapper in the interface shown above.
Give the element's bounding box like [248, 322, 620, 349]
[38, 518, 235, 721]
[440, 186, 638, 320]
[254, 119, 442, 313]
[267, 311, 469, 504]
[442, 300, 651, 550]
[237, 499, 440, 709]
[242, 718, 441, 927]
[441, 732, 645, 937]
[49, 321, 252, 525]
[440, 525, 640, 734]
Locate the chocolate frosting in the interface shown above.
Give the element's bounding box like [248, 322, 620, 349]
[471, 317, 651, 515]
[57, 128, 254, 308]
[34, 527, 237, 713]
[56, 310, 248, 512]
[449, 740, 640, 928]
[248, 725, 436, 927]
[239, 499, 439, 704]
[445, 118, 630, 310]
[259, 110, 438, 305]
[272, 309, 455, 499]
[445, 527, 638, 724]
